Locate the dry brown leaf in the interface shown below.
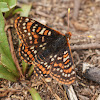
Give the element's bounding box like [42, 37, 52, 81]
[71, 20, 89, 31]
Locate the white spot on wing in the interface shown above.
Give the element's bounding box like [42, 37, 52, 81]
[30, 46, 34, 50]
[32, 29, 35, 32]
[28, 32, 31, 36]
[57, 57, 62, 60]
[62, 73, 65, 76]
[29, 36, 32, 40]
[68, 74, 70, 77]
[25, 18, 29, 22]
[63, 55, 69, 62]
[39, 45, 43, 47]
[48, 31, 51, 36]
[39, 28, 46, 35]
[33, 24, 38, 29]
[34, 50, 37, 54]
[64, 50, 68, 54]
[42, 47, 45, 50]
[54, 55, 57, 58]
[49, 55, 53, 58]
[44, 62, 47, 65]
[57, 68, 60, 71]
[23, 23, 26, 26]
[60, 69, 63, 72]
[23, 27, 26, 29]
[24, 30, 27, 32]
[65, 74, 67, 77]
[51, 58, 54, 61]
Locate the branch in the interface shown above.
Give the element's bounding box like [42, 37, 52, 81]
[7, 28, 24, 79]
[71, 43, 100, 50]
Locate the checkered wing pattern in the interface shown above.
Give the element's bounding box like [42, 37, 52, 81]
[50, 44, 75, 85]
[19, 43, 51, 77]
[15, 17, 76, 85]
[15, 17, 62, 47]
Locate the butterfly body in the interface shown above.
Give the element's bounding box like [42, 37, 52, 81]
[15, 17, 75, 85]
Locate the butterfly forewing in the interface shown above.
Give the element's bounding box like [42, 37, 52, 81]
[15, 17, 62, 47]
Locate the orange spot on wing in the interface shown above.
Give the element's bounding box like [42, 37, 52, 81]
[39, 65, 43, 69]
[43, 71, 46, 74]
[46, 71, 50, 74]
[27, 51, 31, 55]
[15, 17, 20, 28]
[54, 63, 58, 67]
[37, 64, 40, 66]
[24, 49, 28, 52]
[64, 59, 70, 65]
[27, 22, 33, 32]
[31, 32, 35, 35]
[67, 79, 75, 85]
[64, 67, 72, 73]
[21, 40, 24, 43]
[24, 59, 27, 63]
[42, 68, 45, 71]
[44, 30, 49, 35]
[34, 34, 38, 38]
[36, 73, 38, 76]
[19, 52, 21, 56]
[34, 39, 38, 44]
[29, 54, 33, 58]
[59, 63, 62, 67]
[36, 27, 41, 33]
[17, 32, 19, 35]
[31, 57, 34, 61]
[19, 35, 22, 39]
[63, 53, 68, 58]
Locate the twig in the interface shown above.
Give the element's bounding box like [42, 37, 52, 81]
[64, 85, 78, 100]
[41, 78, 61, 100]
[0, 88, 21, 97]
[71, 43, 100, 50]
[73, 0, 81, 20]
[35, 10, 52, 18]
[7, 28, 24, 79]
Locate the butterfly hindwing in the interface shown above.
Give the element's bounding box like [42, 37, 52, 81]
[19, 43, 51, 77]
[50, 45, 75, 85]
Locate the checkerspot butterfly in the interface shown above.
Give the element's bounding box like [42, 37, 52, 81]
[15, 17, 75, 85]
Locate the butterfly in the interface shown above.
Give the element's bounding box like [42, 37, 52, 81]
[14, 17, 75, 85]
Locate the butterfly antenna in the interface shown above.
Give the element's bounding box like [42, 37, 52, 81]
[68, 8, 70, 32]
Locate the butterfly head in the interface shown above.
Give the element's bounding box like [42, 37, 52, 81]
[65, 32, 72, 40]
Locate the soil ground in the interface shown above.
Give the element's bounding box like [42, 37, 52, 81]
[0, 0, 100, 100]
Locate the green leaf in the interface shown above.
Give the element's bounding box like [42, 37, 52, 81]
[12, 8, 22, 15]
[5, 0, 16, 9]
[22, 60, 28, 75]
[5, 8, 22, 18]
[1, 54, 19, 77]
[0, 0, 16, 11]
[0, 2, 9, 12]
[0, 10, 19, 77]
[28, 88, 42, 100]
[0, 10, 13, 61]
[20, 4, 32, 17]
[0, 64, 17, 82]
[0, 10, 4, 32]
[28, 65, 34, 77]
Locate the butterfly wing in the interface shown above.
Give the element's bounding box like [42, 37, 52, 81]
[19, 43, 51, 77]
[50, 44, 75, 85]
[15, 17, 62, 47]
